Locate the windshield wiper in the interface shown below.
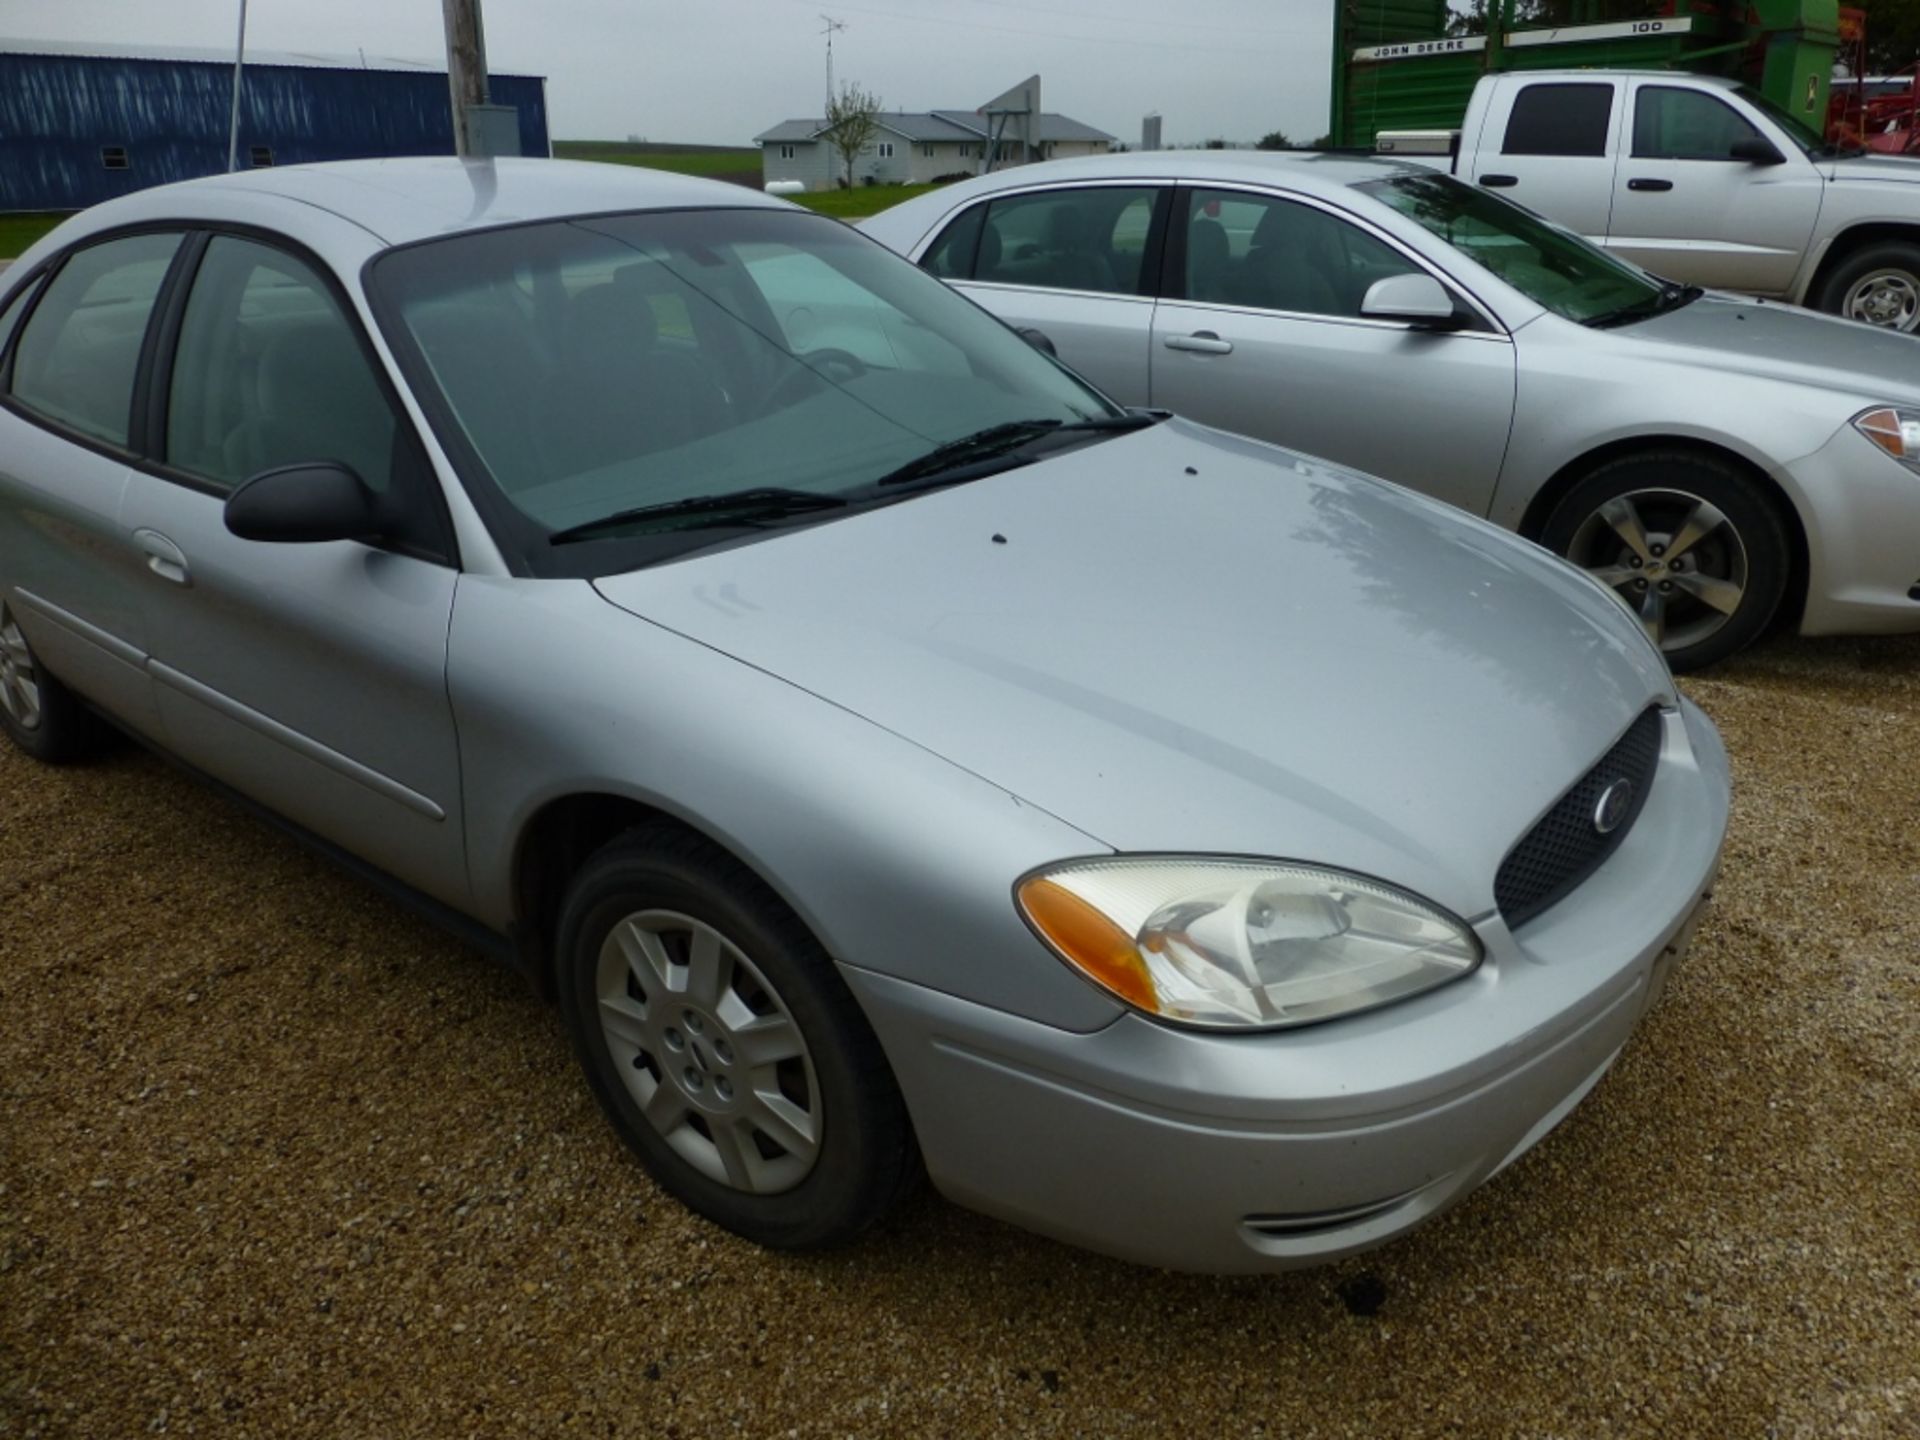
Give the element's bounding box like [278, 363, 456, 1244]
[548, 486, 850, 545]
[873, 412, 1160, 490]
[1582, 281, 1702, 330]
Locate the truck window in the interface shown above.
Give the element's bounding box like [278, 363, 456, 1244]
[1633, 88, 1762, 161]
[1502, 84, 1613, 158]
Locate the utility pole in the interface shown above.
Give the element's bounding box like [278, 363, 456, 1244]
[819, 14, 846, 112]
[442, 0, 492, 157]
[225, 0, 249, 172]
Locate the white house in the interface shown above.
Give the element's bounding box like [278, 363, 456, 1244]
[755, 108, 1115, 192]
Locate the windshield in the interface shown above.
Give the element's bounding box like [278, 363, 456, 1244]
[369, 207, 1115, 571]
[1358, 172, 1663, 324]
[1733, 83, 1827, 155]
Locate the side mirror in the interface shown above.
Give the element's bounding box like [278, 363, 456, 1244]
[1017, 326, 1059, 358]
[1360, 273, 1468, 330]
[1730, 136, 1785, 165]
[224, 462, 381, 544]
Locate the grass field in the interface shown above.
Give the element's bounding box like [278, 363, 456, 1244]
[0, 213, 67, 259]
[553, 141, 761, 177]
[790, 183, 932, 219]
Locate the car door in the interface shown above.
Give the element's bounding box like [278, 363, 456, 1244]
[918, 183, 1168, 402]
[0, 230, 187, 735]
[1149, 186, 1517, 519]
[116, 231, 470, 908]
[1606, 81, 1824, 295]
[1469, 77, 1625, 241]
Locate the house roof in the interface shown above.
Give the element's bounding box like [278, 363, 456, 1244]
[755, 109, 1114, 147]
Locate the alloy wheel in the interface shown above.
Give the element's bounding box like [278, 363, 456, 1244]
[0, 606, 43, 732]
[1567, 489, 1748, 653]
[1843, 269, 1920, 332]
[594, 909, 821, 1195]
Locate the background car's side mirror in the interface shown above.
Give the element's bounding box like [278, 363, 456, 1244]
[1360, 273, 1470, 330]
[1017, 326, 1059, 358]
[224, 462, 381, 544]
[1730, 136, 1786, 165]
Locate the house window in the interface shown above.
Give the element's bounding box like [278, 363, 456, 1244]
[100, 146, 130, 171]
[958, 144, 972, 158]
[877, 142, 894, 158]
[249, 145, 274, 168]
[922, 144, 935, 158]
[779, 144, 795, 160]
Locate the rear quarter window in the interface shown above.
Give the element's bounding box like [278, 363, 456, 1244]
[1502, 84, 1614, 158]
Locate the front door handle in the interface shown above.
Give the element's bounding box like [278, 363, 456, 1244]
[134, 528, 191, 586]
[1480, 174, 1519, 188]
[1627, 177, 1675, 192]
[1165, 331, 1234, 355]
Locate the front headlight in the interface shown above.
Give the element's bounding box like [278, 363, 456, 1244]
[1016, 858, 1482, 1030]
[1853, 407, 1920, 473]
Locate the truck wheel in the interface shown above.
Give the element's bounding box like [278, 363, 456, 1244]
[1815, 242, 1920, 333]
[555, 822, 918, 1250]
[1540, 452, 1790, 673]
[0, 601, 113, 762]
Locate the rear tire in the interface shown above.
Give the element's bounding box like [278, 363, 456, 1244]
[1814, 241, 1920, 333]
[1539, 452, 1790, 673]
[0, 601, 113, 763]
[555, 822, 918, 1250]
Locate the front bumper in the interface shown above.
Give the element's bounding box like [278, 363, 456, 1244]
[844, 702, 1729, 1273]
[1785, 425, 1920, 636]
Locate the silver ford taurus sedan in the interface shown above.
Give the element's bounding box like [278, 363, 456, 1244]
[861, 152, 1920, 672]
[0, 159, 1726, 1272]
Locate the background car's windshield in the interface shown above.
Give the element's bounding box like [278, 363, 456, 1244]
[370, 207, 1112, 546]
[1359, 172, 1661, 324]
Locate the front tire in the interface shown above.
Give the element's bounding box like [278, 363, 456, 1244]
[0, 601, 112, 762]
[1814, 242, 1920, 333]
[1539, 452, 1790, 673]
[555, 823, 917, 1250]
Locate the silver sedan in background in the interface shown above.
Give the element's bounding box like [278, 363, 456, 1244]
[862, 153, 1920, 671]
[0, 160, 1725, 1271]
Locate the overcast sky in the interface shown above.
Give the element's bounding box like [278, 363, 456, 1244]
[0, 0, 1337, 147]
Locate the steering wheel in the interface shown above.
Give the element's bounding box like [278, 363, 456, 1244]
[766, 347, 870, 411]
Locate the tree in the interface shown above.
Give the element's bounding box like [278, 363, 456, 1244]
[1204, 137, 1229, 150]
[1857, 0, 1920, 72]
[822, 82, 883, 191]
[1256, 130, 1291, 151]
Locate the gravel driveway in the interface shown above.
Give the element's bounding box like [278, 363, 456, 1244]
[4, 634, 1917, 1438]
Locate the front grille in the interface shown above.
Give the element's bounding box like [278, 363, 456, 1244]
[1494, 707, 1664, 931]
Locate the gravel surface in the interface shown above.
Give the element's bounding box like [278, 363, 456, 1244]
[4, 634, 1918, 1438]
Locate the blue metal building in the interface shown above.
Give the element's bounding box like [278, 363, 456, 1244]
[0, 41, 550, 212]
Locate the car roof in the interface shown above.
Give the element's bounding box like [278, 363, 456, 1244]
[898, 149, 1424, 199]
[54, 157, 793, 249]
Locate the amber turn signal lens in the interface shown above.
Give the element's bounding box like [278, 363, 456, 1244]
[1857, 408, 1907, 459]
[1018, 876, 1161, 1013]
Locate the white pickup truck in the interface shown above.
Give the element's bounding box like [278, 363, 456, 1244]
[1382, 69, 1920, 332]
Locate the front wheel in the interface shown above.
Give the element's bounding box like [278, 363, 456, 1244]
[1539, 452, 1791, 673]
[555, 824, 917, 1250]
[1814, 242, 1920, 333]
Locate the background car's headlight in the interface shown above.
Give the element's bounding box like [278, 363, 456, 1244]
[1017, 858, 1482, 1030]
[1854, 407, 1920, 472]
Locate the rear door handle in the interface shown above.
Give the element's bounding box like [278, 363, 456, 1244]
[134, 528, 191, 586]
[1164, 331, 1234, 355]
[1627, 177, 1675, 192]
[1480, 174, 1519, 188]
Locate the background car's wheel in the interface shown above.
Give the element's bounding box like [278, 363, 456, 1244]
[1815, 242, 1920, 333]
[555, 823, 918, 1250]
[0, 601, 112, 762]
[1540, 452, 1790, 673]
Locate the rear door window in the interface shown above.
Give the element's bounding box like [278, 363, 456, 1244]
[9, 231, 181, 448]
[1502, 84, 1615, 158]
[920, 204, 985, 279]
[974, 187, 1162, 296]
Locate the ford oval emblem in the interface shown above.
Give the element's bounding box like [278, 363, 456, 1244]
[1593, 778, 1634, 835]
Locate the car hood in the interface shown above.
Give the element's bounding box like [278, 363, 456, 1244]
[1604, 293, 1920, 406]
[1827, 152, 1920, 185]
[594, 421, 1673, 919]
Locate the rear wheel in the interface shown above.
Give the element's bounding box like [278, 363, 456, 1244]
[1814, 242, 1920, 333]
[0, 601, 112, 762]
[1540, 452, 1790, 673]
[555, 823, 917, 1249]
